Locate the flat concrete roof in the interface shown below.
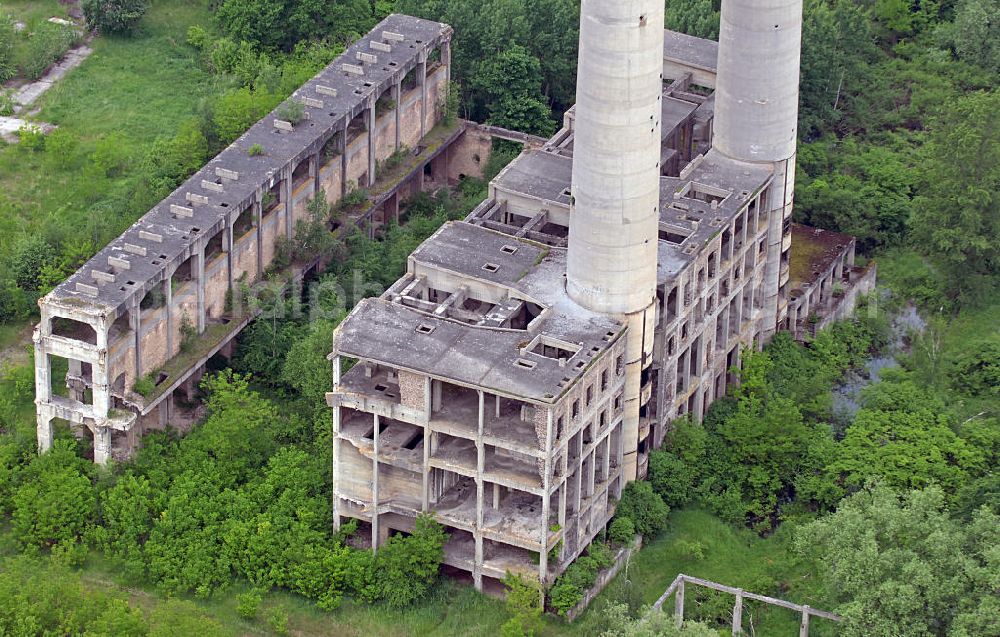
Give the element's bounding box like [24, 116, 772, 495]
[491, 150, 573, 207]
[334, 222, 624, 403]
[657, 150, 773, 283]
[45, 14, 452, 320]
[491, 147, 772, 287]
[789, 223, 854, 290]
[663, 29, 718, 74]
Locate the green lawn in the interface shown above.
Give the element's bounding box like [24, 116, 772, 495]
[0, 0, 215, 252]
[2, 0, 72, 26]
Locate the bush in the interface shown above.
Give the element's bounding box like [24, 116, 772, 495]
[615, 481, 670, 538]
[247, 143, 265, 156]
[12, 440, 96, 550]
[276, 99, 305, 125]
[608, 516, 635, 546]
[132, 374, 155, 397]
[45, 128, 79, 169]
[0, 11, 15, 82]
[82, 0, 150, 35]
[10, 235, 53, 291]
[236, 588, 262, 618]
[18, 22, 79, 80]
[17, 123, 46, 151]
[0, 89, 14, 116]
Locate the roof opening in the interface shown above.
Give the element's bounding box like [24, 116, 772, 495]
[415, 323, 435, 335]
[500, 245, 518, 255]
[482, 263, 500, 273]
[515, 359, 537, 370]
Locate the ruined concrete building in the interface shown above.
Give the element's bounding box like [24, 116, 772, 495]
[33, 15, 473, 464]
[328, 0, 874, 590]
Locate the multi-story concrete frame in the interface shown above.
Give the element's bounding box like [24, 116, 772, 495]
[329, 2, 806, 590]
[35, 15, 454, 464]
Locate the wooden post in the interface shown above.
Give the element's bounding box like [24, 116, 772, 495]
[800, 606, 810, 637]
[674, 579, 685, 630]
[732, 590, 744, 635]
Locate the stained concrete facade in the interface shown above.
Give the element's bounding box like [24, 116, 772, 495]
[327, 13, 809, 588]
[34, 15, 458, 464]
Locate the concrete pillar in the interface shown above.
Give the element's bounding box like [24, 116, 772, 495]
[195, 249, 206, 334]
[36, 411, 53, 454]
[130, 305, 142, 380]
[474, 390, 485, 591]
[799, 606, 811, 637]
[224, 219, 234, 295]
[93, 426, 112, 466]
[422, 376, 432, 509]
[732, 590, 744, 635]
[393, 82, 402, 150]
[366, 98, 377, 188]
[538, 409, 554, 586]
[164, 276, 174, 357]
[674, 580, 685, 629]
[282, 167, 294, 239]
[340, 127, 349, 199]
[254, 194, 264, 280]
[310, 152, 320, 195]
[418, 58, 428, 139]
[371, 413, 381, 552]
[442, 40, 452, 87]
[68, 358, 85, 403]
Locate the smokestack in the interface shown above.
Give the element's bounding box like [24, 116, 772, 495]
[714, 0, 803, 337]
[568, 0, 664, 482]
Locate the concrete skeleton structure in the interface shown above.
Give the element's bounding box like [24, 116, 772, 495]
[31, 2, 878, 596]
[33, 15, 471, 464]
[327, 0, 879, 591]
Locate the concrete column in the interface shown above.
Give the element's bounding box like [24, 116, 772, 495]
[93, 426, 112, 466]
[442, 39, 452, 87]
[474, 390, 485, 591]
[254, 194, 264, 279]
[310, 152, 320, 196]
[732, 590, 744, 635]
[282, 167, 294, 239]
[195, 249, 206, 334]
[163, 276, 174, 357]
[674, 580, 685, 629]
[68, 358, 85, 403]
[371, 413, 381, 552]
[366, 99, 377, 188]
[393, 82, 402, 150]
[418, 58, 428, 139]
[799, 607, 811, 637]
[422, 376, 432, 509]
[538, 409, 554, 586]
[130, 304, 142, 380]
[225, 219, 234, 295]
[340, 127, 349, 199]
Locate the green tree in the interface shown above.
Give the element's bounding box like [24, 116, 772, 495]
[12, 440, 96, 550]
[214, 87, 281, 144]
[615, 481, 670, 537]
[949, 0, 1000, 73]
[910, 90, 1000, 298]
[796, 484, 1000, 637]
[664, 0, 720, 40]
[82, 0, 150, 35]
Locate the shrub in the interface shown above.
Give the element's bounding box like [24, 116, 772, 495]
[0, 89, 14, 116]
[45, 128, 79, 169]
[276, 100, 305, 125]
[12, 440, 96, 550]
[132, 374, 155, 397]
[615, 481, 670, 538]
[18, 123, 46, 151]
[0, 11, 15, 82]
[266, 608, 288, 635]
[236, 588, 262, 618]
[18, 22, 79, 80]
[502, 572, 542, 637]
[10, 235, 53, 290]
[247, 143, 265, 156]
[607, 516, 635, 546]
[82, 0, 150, 35]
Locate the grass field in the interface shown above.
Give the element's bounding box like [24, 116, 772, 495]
[0, 0, 215, 252]
[1, 0, 71, 26]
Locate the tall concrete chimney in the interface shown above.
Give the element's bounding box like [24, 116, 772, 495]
[568, 0, 664, 482]
[714, 0, 803, 338]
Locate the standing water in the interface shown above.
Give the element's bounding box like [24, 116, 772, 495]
[831, 304, 927, 424]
